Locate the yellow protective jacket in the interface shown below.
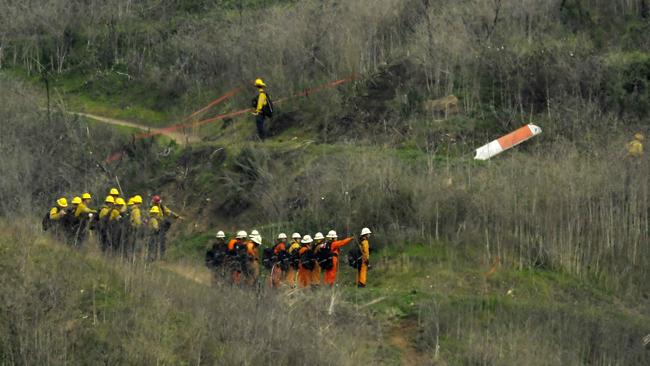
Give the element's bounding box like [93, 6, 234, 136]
[130, 206, 142, 227]
[288, 241, 301, 254]
[255, 90, 268, 115]
[99, 206, 111, 219]
[149, 217, 160, 231]
[360, 239, 370, 263]
[153, 203, 180, 219]
[627, 140, 643, 157]
[109, 208, 122, 222]
[49, 207, 66, 220]
[74, 202, 97, 217]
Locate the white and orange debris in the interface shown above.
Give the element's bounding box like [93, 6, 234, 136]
[474, 124, 542, 160]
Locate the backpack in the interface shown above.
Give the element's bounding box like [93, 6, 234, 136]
[262, 247, 275, 270]
[347, 247, 362, 269]
[300, 248, 316, 270]
[316, 242, 335, 270]
[251, 92, 274, 118]
[276, 250, 289, 271]
[42, 211, 52, 231]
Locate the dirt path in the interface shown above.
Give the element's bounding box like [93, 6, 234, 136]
[389, 319, 433, 366]
[73, 111, 200, 145]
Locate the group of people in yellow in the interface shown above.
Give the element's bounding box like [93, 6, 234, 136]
[205, 228, 371, 288]
[44, 188, 182, 260]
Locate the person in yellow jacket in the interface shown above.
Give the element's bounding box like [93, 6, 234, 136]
[252, 78, 272, 139]
[356, 228, 371, 288]
[627, 133, 644, 157]
[98, 196, 114, 253]
[75, 193, 97, 217]
[130, 195, 143, 228]
[147, 206, 163, 261]
[286, 232, 302, 287]
[109, 188, 120, 201]
[50, 197, 69, 221]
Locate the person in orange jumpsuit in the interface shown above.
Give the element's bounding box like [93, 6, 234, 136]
[269, 233, 287, 288]
[246, 235, 261, 286]
[356, 228, 371, 288]
[311, 232, 325, 287]
[322, 230, 353, 287]
[297, 234, 314, 288]
[227, 231, 248, 285]
[285, 232, 301, 287]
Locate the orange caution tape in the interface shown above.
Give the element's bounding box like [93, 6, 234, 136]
[182, 86, 244, 122]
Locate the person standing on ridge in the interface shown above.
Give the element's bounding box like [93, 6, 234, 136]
[356, 228, 372, 288]
[286, 232, 302, 287]
[298, 235, 316, 289]
[270, 233, 288, 288]
[311, 232, 326, 287]
[252, 78, 273, 139]
[321, 230, 353, 287]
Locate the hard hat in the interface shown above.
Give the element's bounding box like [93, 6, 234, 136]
[150, 206, 160, 214]
[82, 193, 92, 200]
[132, 195, 143, 204]
[251, 229, 260, 236]
[301, 234, 313, 244]
[109, 188, 119, 196]
[152, 195, 161, 203]
[291, 232, 301, 239]
[326, 230, 338, 239]
[127, 198, 135, 206]
[104, 196, 115, 204]
[216, 231, 226, 238]
[71, 197, 82, 205]
[314, 232, 325, 240]
[635, 133, 644, 141]
[115, 198, 126, 206]
[361, 227, 372, 236]
[56, 198, 68, 208]
[236, 230, 248, 239]
[251, 235, 262, 245]
[277, 233, 287, 240]
[254, 78, 266, 88]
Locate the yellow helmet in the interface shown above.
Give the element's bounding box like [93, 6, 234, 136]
[109, 188, 120, 196]
[635, 133, 644, 141]
[57, 198, 68, 208]
[115, 198, 126, 206]
[150, 206, 161, 214]
[82, 193, 92, 200]
[132, 195, 143, 204]
[104, 195, 115, 204]
[127, 198, 135, 206]
[71, 197, 82, 205]
[254, 78, 266, 88]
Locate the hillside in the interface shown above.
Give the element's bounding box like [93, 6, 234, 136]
[1, 0, 650, 365]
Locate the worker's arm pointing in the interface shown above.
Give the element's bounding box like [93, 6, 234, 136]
[332, 237, 353, 251]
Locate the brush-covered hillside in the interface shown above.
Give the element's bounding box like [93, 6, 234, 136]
[1, 1, 650, 365]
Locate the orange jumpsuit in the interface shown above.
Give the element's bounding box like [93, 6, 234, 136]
[323, 237, 353, 286]
[356, 238, 370, 287]
[297, 246, 312, 288]
[245, 241, 260, 286]
[311, 242, 324, 286]
[269, 242, 286, 288]
[227, 238, 242, 285]
[286, 241, 301, 287]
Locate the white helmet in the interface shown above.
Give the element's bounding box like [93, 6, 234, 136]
[301, 234, 313, 244]
[314, 232, 325, 240]
[326, 230, 338, 239]
[216, 231, 226, 238]
[251, 229, 260, 236]
[278, 233, 287, 239]
[251, 235, 262, 245]
[236, 230, 248, 239]
[361, 227, 372, 236]
[291, 232, 301, 239]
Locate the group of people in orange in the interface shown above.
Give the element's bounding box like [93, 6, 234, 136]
[205, 228, 372, 289]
